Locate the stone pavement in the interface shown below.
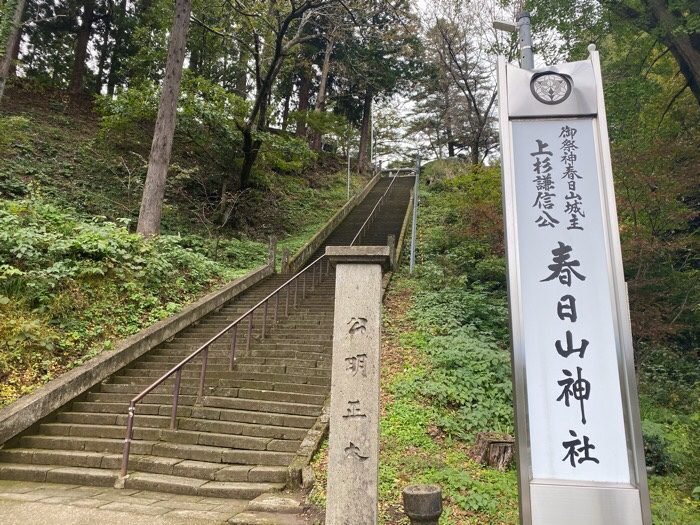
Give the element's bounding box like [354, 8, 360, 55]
[0, 480, 313, 525]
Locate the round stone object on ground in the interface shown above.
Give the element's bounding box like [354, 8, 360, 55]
[402, 484, 442, 525]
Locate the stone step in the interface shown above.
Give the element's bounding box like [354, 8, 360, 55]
[109, 369, 330, 387]
[202, 396, 322, 417]
[173, 332, 332, 344]
[157, 342, 329, 353]
[215, 379, 328, 396]
[36, 423, 301, 452]
[0, 462, 118, 486]
[219, 371, 330, 387]
[132, 356, 327, 371]
[12, 433, 297, 467]
[104, 376, 328, 396]
[54, 412, 309, 440]
[98, 383, 325, 406]
[81, 393, 323, 418]
[149, 442, 295, 466]
[123, 472, 285, 499]
[0, 462, 284, 499]
[189, 406, 316, 429]
[141, 353, 329, 367]
[71, 401, 317, 429]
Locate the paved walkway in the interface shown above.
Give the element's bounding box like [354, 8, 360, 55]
[0, 480, 312, 524]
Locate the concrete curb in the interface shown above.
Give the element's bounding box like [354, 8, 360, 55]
[283, 174, 381, 274]
[0, 263, 274, 446]
[394, 191, 414, 271]
[287, 397, 330, 490]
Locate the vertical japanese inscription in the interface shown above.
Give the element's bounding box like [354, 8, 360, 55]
[326, 260, 383, 524]
[512, 119, 630, 483]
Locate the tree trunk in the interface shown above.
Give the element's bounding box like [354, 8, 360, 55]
[443, 81, 456, 157]
[281, 83, 291, 131]
[234, 45, 249, 98]
[238, 127, 262, 190]
[648, 0, 700, 105]
[295, 69, 311, 137]
[310, 37, 334, 151]
[136, 0, 192, 236]
[602, 0, 700, 105]
[8, 21, 21, 77]
[470, 140, 480, 165]
[107, 0, 127, 96]
[357, 87, 373, 172]
[96, 0, 113, 93]
[69, 0, 97, 96]
[0, 0, 27, 103]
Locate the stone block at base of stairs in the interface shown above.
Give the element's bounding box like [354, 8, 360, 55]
[123, 472, 284, 499]
[229, 511, 309, 525]
[247, 493, 303, 514]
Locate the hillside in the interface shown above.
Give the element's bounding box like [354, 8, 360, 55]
[0, 85, 369, 406]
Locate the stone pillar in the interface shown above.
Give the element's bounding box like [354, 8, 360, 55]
[268, 235, 277, 272]
[281, 248, 290, 274]
[387, 234, 396, 270]
[324, 246, 391, 525]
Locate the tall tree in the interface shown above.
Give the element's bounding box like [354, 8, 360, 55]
[136, 0, 192, 236]
[106, 0, 129, 95]
[530, 0, 700, 106]
[600, 0, 700, 105]
[228, 0, 340, 189]
[0, 0, 26, 103]
[68, 0, 97, 95]
[309, 31, 335, 151]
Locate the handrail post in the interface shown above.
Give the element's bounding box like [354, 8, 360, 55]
[285, 286, 290, 316]
[247, 313, 253, 352]
[295, 279, 298, 307]
[171, 369, 182, 429]
[229, 324, 238, 371]
[197, 346, 209, 403]
[120, 403, 136, 478]
[274, 291, 279, 326]
[262, 300, 268, 338]
[303, 273, 306, 299]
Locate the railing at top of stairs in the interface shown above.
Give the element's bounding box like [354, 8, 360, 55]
[119, 169, 401, 478]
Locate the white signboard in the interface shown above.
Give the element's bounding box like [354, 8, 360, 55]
[512, 119, 629, 482]
[497, 47, 651, 525]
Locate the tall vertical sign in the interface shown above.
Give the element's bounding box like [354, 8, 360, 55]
[497, 45, 651, 524]
[325, 246, 390, 525]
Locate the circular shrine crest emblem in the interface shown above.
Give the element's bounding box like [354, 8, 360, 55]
[530, 72, 572, 105]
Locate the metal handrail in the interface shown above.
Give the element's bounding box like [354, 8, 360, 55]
[119, 253, 330, 477]
[350, 170, 400, 246]
[119, 169, 401, 478]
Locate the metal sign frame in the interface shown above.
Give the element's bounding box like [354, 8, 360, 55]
[497, 46, 651, 525]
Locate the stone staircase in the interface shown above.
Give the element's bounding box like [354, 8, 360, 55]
[0, 175, 414, 502]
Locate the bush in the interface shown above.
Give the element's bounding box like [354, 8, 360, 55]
[419, 327, 513, 439]
[0, 196, 237, 406]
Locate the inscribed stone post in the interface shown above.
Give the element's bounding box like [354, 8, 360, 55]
[325, 246, 391, 525]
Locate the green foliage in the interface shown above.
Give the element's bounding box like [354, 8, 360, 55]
[413, 287, 509, 340]
[0, 195, 240, 406]
[255, 131, 316, 173]
[648, 476, 700, 525]
[419, 328, 513, 439]
[0, 115, 31, 153]
[643, 422, 677, 476]
[398, 160, 514, 441]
